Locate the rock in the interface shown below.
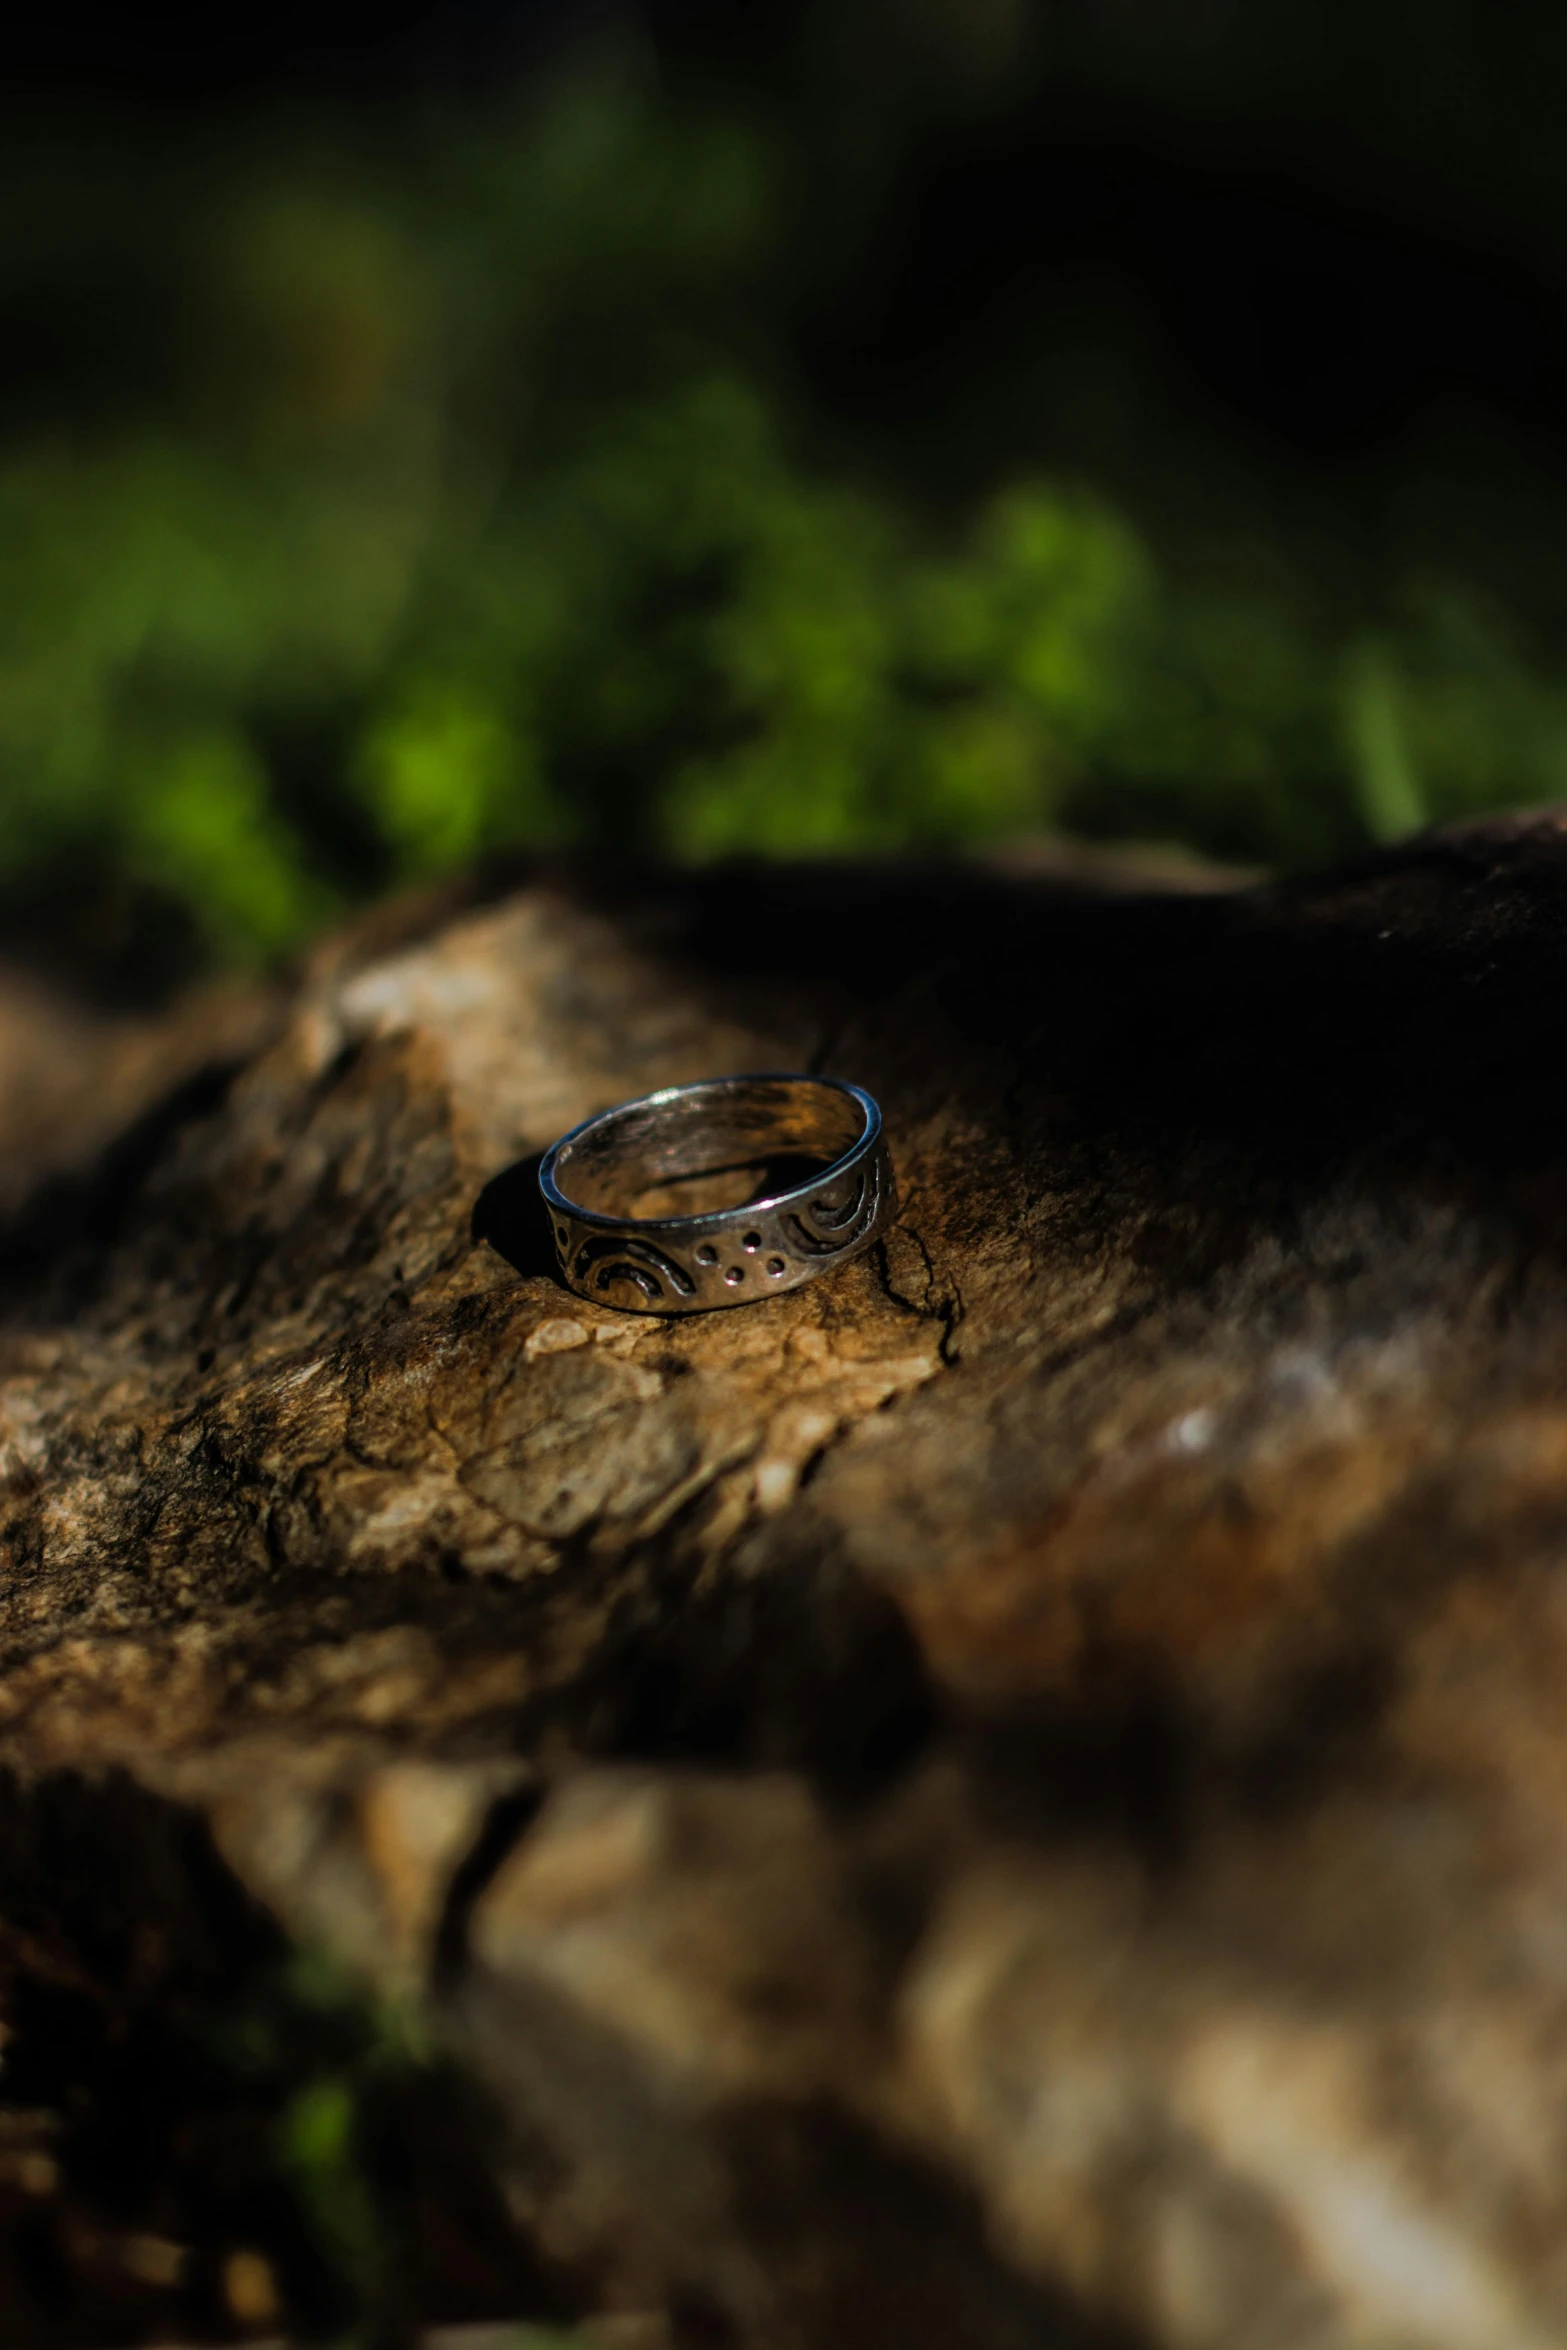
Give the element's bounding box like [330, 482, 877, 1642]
[8, 822, 1567, 2343]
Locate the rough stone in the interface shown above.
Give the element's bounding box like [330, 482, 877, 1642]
[6, 823, 1567, 2343]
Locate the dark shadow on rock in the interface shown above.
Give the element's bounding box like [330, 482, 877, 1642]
[722, 2096, 1155, 2350]
[568, 1544, 941, 1808]
[471, 1151, 561, 1284]
[0, 1057, 246, 1321]
[0, 1767, 578, 2347]
[434, 1778, 549, 1989]
[618, 823, 1567, 1182]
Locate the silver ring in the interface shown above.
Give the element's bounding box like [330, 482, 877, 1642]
[538, 1074, 895, 1315]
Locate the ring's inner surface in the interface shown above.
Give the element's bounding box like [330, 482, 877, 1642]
[553, 1078, 867, 1221]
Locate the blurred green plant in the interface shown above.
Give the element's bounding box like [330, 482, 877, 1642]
[4, 62, 1567, 974]
[217, 1946, 427, 2341]
[218, 1944, 575, 2346]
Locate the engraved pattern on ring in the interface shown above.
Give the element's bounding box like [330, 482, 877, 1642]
[537, 1076, 894, 1316]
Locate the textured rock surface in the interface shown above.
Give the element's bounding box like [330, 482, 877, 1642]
[6, 823, 1567, 2344]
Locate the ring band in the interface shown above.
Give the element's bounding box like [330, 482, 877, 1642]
[538, 1074, 895, 1316]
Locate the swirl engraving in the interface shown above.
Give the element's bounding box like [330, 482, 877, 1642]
[782, 1155, 881, 1259]
[571, 1232, 696, 1305]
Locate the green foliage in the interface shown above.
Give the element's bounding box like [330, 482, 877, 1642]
[279, 2076, 384, 2306]
[215, 1947, 424, 2337]
[3, 64, 1567, 968]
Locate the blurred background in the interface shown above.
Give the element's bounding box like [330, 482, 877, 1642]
[9, 0, 1567, 990]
